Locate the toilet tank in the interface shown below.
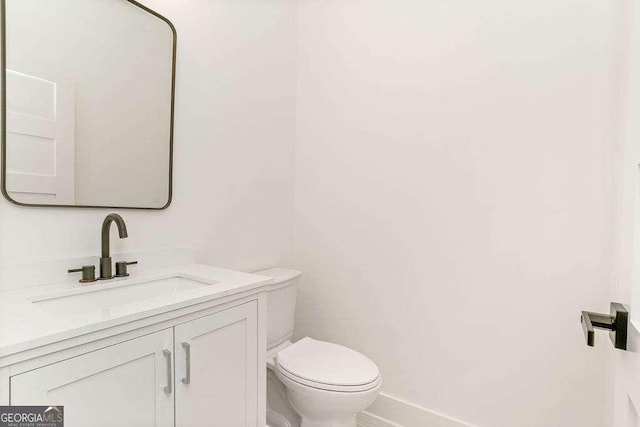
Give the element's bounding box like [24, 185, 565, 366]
[254, 268, 302, 350]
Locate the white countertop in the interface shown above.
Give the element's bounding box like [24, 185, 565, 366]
[0, 264, 272, 359]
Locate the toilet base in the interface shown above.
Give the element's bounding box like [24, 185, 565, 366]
[267, 368, 301, 427]
[277, 367, 380, 427]
[267, 367, 363, 427]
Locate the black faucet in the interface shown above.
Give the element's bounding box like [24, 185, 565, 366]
[99, 213, 128, 280]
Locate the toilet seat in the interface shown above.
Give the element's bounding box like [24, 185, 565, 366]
[275, 337, 382, 393]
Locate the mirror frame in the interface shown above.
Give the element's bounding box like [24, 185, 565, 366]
[0, 0, 177, 210]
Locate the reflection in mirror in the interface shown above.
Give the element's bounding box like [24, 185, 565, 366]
[2, 0, 175, 209]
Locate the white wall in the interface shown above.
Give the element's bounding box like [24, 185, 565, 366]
[0, 1, 623, 425]
[0, 0, 297, 274]
[292, 1, 620, 426]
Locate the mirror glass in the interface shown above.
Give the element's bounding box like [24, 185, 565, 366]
[2, 0, 175, 209]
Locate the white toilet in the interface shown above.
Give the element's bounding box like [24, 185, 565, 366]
[256, 268, 382, 427]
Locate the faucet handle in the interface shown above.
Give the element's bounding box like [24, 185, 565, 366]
[68, 265, 97, 283]
[115, 261, 138, 278]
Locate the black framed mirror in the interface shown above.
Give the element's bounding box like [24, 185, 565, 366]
[1, 0, 176, 209]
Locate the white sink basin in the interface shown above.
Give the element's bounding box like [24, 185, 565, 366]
[31, 276, 213, 315]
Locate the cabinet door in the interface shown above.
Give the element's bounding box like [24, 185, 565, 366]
[11, 329, 174, 427]
[174, 301, 258, 427]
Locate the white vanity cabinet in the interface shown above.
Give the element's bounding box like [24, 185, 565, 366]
[5, 299, 262, 427]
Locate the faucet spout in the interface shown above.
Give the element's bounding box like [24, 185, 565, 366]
[101, 214, 128, 258]
[100, 214, 128, 279]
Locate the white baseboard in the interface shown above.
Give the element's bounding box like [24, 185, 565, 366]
[358, 411, 402, 427]
[359, 393, 474, 427]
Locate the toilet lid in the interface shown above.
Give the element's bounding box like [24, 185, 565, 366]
[275, 337, 380, 391]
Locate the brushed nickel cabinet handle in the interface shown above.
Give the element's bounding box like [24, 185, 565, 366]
[181, 342, 191, 385]
[163, 349, 172, 394]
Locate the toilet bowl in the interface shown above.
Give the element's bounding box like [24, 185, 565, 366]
[257, 268, 381, 427]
